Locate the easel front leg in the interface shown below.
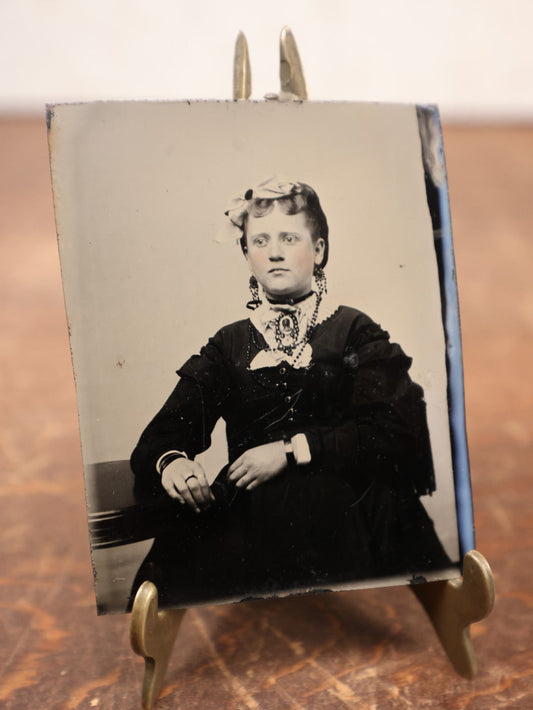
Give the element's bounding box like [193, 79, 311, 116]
[130, 581, 186, 710]
[412, 549, 495, 678]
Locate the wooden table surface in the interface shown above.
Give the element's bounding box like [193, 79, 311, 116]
[1, 120, 531, 709]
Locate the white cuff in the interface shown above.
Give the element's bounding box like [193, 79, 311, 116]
[291, 434, 311, 465]
[155, 450, 188, 475]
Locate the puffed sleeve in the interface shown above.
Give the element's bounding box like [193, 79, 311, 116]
[130, 328, 231, 494]
[304, 314, 436, 496]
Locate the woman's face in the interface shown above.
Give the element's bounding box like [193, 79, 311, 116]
[245, 202, 325, 300]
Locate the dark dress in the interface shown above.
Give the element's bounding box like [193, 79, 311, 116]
[130, 306, 452, 609]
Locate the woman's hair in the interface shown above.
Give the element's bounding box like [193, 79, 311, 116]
[240, 183, 329, 268]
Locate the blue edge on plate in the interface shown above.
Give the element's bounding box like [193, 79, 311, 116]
[425, 106, 475, 562]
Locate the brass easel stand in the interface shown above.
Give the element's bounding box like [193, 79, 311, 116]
[130, 582, 186, 709]
[130, 28, 495, 708]
[131, 553, 494, 708]
[412, 549, 494, 678]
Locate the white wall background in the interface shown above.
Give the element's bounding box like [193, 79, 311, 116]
[2, 0, 533, 119]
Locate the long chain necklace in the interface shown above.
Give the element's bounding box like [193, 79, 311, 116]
[246, 292, 322, 369]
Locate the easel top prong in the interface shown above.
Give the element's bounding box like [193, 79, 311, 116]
[233, 31, 251, 100]
[279, 26, 308, 100]
[232, 27, 308, 101]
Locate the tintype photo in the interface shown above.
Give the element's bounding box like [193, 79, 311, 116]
[49, 100, 472, 614]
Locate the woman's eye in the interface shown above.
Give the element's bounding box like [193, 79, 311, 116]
[283, 234, 294, 243]
[253, 236, 267, 247]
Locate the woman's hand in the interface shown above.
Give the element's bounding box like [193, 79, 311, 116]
[161, 458, 215, 512]
[227, 441, 286, 491]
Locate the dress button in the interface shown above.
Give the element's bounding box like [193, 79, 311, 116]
[281, 382, 288, 389]
[284, 395, 291, 403]
[280, 366, 286, 375]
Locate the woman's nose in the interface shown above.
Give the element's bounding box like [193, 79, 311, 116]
[268, 238, 284, 260]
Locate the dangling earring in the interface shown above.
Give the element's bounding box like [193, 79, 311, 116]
[246, 275, 262, 310]
[313, 265, 327, 299]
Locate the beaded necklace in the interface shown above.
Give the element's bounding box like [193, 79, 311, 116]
[246, 291, 322, 370]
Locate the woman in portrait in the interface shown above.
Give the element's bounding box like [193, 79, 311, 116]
[129, 177, 451, 609]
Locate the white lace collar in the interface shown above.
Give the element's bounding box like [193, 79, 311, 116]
[248, 293, 338, 369]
